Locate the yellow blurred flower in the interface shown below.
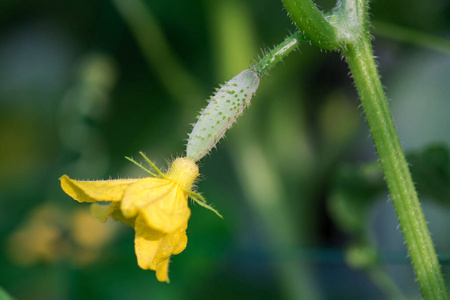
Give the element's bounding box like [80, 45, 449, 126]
[6, 203, 117, 267]
[60, 154, 220, 282]
[70, 208, 118, 266]
[6, 204, 67, 265]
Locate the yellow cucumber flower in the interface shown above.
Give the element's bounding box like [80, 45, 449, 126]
[60, 153, 220, 282]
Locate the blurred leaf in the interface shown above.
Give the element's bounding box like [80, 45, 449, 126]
[345, 244, 378, 269]
[318, 90, 360, 148]
[407, 144, 450, 203]
[326, 146, 450, 300]
[328, 144, 450, 239]
[328, 162, 384, 238]
[0, 287, 14, 300]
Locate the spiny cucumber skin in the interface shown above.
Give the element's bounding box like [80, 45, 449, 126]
[186, 69, 260, 161]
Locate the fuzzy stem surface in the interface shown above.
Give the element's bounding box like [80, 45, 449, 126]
[343, 36, 449, 300]
[282, 0, 338, 49]
[252, 31, 304, 75]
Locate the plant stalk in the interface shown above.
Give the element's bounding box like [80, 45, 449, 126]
[342, 35, 449, 300]
[252, 31, 304, 76]
[283, 0, 448, 296]
[281, 0, 338, 50]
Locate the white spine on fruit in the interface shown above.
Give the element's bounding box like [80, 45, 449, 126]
[186, 69, 260, 161]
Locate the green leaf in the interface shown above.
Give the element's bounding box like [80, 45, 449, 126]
[327, 162, 384, 239]
[407, 145, 450, 204]
[328, 144, 450, 239]
[0, 287, 14, 300]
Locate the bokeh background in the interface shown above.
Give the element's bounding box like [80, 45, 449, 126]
[1, 0, 450, 299]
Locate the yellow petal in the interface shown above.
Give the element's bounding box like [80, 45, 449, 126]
[90, 202, 120, 222]
[155, 259, 170, 283]
[60, 175, 138, 203]
[121, 179, 191, 233]
[134, 215, 187, 283]
[90, 202, 136, 227]
[111, 209, 136, 228]
[134, 215, 163, 270]
[120, 177, 170, 218]
[139, 185, 191, 233]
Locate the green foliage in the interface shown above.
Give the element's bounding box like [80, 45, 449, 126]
[328, 144, 450, 299]
[329, 145, 450, 234]
[408, 145, 450, 203]
[329, 144, 450, 239]
[0, 288, 14, 300]
[328, 162, 384, 239]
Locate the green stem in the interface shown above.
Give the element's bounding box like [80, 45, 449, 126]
[342, 35, 449, 300]
[283, 0, 448, 297]
[252, 31, 305, 76]
[281, 0, 338, 50]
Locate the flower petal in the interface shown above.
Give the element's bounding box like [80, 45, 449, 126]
[60, 175, 138, 203]
[90, 202, 119, 222]
[121, 179, 190, 233]
[155, 259, 170, 283]
[134, 215, 164, 270]
[120, 177, 170, 217]
[134, 215, 187, 283]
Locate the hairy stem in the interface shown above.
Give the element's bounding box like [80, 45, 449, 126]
[252, 31, 305, 76]
[283, 0, 449, 297]
[342, 36, 449, 300]
[281, 0, 338, 50]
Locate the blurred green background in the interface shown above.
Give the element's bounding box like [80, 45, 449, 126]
[1, 0, 450, 299]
